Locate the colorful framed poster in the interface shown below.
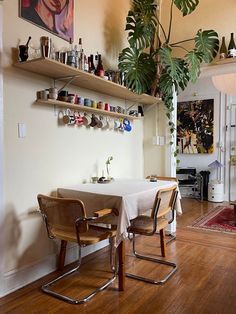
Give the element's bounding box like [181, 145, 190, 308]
[19, 0, 74, 42]
[177, 99, 214, 154]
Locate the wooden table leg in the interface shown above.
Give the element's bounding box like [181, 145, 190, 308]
[58, 240, 67, 271]
[118, 240, 125, 291]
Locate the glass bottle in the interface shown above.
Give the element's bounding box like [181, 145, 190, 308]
[78, 38, 82, 53]
[95, 54, 105, 77]
[89, 54, 96, 74]
[228, 33, 236, 58]
[67, 38, 76, 67]
[79, 49, 85, 70]
[219, 36, 227, 59]
[94, 53, 98, 69]
[84, 55, 89, 72]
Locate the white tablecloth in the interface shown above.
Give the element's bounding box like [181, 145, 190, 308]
[57, 179, 182, 244]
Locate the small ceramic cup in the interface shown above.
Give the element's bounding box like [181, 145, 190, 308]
[107, 118, 113, 130]
[82, 113, 92, 126]
[48, 87, 58, 100]
[62, 109, 75, 125]
[84, 98, 91, 107]
[75, 112, 83, 126]
[101, 116, 108, 129]
[91, 100, 97, 109]
[78, 97, 84, 105]
[67, 94, 75, 104]
[90, 114, 99, 127]
[36, 90, 48, 100]
[114, 119, 120, 129]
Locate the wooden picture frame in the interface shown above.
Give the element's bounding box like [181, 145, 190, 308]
[19, 0, 74, 42]
[177, 99, 214, 154]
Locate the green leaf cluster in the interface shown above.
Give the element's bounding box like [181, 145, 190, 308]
[119, 0, 219, 98]
[118, 0, 219, 154]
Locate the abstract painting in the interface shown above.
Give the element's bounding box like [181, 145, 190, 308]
[19, 0, 74, 42]
[177, 99, 214, 154]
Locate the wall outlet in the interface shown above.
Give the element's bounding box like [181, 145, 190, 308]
[152, 136, 165, 146]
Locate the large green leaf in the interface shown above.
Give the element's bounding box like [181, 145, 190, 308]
[118, 47, 156, 94]
[185, 51, 202, 83]
[195, 29, 219, 63]
[126, 0, 157, 49]
[159, 47, 190, 90]
[174, 0, 199, 16]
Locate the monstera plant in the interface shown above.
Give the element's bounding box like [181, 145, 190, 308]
[118, 0, 219, 143]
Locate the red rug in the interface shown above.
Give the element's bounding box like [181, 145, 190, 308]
[189, 206, 236, 234]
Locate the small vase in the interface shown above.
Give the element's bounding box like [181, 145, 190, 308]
[19, 45, 29, 62]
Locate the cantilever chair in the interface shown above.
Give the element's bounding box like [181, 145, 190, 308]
[37, 194, 117, 305]
[126, 186, 178, 285]
[146, 175, 178, 244]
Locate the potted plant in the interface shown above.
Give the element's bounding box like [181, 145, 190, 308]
[118, 0, 219, 141]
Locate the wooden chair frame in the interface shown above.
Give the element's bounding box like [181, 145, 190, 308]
[126, 187, 178, 285]
[38, 194, 117, 305]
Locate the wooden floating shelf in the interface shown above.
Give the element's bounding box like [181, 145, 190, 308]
[214, 58, 236, 65]
[15, 58, 162, 105]
[35, 99, 141, 120]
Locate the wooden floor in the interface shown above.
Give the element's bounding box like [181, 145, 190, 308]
[1, 199, 236, 314]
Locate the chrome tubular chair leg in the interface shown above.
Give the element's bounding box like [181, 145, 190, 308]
[41, 245, 116, 304]
[126, 234, 177, 285]
[109, 237, 118, 273]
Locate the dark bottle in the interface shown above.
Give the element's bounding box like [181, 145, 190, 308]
[94, 53, 98, 69]
[95, 54, 104, 77]
[219, 36, 227, 59]
[89, 54, 95, 74]
[228, 33, 236, 58]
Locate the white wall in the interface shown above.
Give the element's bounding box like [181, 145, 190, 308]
[160, 0, 236, 57]
[143, 103, 167, 177]
[177, 77, 221, 179]
[1, 0, 145, 296]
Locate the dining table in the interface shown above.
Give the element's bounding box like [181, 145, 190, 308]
[57, 178, 182, 291]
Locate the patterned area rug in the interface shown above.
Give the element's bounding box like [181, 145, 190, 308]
[189, 206, 236, 234]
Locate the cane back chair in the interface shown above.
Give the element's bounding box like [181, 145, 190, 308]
[126, 185, 178, 285]
[146, 176, 178, 243]
[37, 194, 117, 304]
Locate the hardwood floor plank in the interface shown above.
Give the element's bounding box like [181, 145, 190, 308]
[0, 198, 235, 313]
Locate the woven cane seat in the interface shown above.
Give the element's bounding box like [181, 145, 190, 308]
[128, 216, 168, 235]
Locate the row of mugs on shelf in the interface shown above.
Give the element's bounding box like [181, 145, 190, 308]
[37, 89, 126, 113]
[59, 109, 132, 132]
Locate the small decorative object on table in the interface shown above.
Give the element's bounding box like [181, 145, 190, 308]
[106, 156, 113, 180]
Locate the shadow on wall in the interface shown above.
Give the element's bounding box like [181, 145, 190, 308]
[2, 205, 22, 272]
[103, 2, 127, 68]
[2, 203, 57, 272]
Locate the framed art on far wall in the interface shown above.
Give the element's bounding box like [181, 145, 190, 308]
[177, 99, 214, 154]
[19, 0, 74, 42]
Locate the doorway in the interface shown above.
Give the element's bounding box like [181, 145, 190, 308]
[228, 103, 236, 201]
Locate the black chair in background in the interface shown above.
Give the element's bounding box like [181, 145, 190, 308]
[176, 168, 203, 201]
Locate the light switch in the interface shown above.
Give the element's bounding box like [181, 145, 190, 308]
[152, 136, 160, 145]
[18, 123, 26, 138]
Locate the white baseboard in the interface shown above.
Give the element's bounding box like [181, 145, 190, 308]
[0, 239, 109, 298]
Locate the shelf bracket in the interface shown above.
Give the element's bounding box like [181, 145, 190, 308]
[53, 75, 80, 93]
